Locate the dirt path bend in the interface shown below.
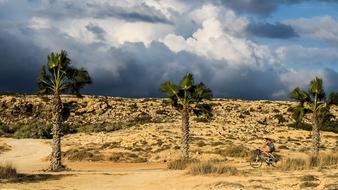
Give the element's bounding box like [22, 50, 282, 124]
[0, 138, 50, 172]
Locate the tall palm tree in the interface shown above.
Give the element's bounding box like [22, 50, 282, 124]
[289, 77, 333, 155]
[160, 73, 213, 159]
[38, 50, 92, 171]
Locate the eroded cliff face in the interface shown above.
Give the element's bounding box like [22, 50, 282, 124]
[0, 94, 337, 129]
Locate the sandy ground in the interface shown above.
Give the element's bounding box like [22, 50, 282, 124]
[1, 138, 338, 190]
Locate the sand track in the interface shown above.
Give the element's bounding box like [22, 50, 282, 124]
[0, 138, 50, 172]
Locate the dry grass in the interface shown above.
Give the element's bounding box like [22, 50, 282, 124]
[63, 148, 103, 161]
[299, 182, 319, 189]
[0, 142, 11, 154]
[280, 153, 338, 171]
[167, 159, 197, 170]
[188, 161, 239, 175]
[216, 145, 250, 158]
[0, 163, 70, 183]
[0, 164, 17, 179]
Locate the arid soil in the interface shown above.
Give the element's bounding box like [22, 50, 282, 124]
[0, 137, 337, 190]
[0, 95, 337, 189]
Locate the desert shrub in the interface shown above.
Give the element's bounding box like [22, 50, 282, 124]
[300, 175, 318, 181]
[109, 152, 147, 163]
[280, 158, 307, 171]
[133, 112, 152, 124]
[324, 184, 338, 190]
[0, 123, 13, 136]
[0, 143, 11, 154]
[77, 121, 133, 133]
[155, 109, 167, 115]
[287, 122, 312, 131]
[101, 141, 121, 149]
[0, 164, 17, 179]
[196, 140, 206, 147]
[278, 145, 289, 150]
[300, 182, 319, 188]
[63, 148, 103, 161]
[288, 121, 338, 133]
[216, 145, 250, 158]
[188, 161, 239, 176]
[274, 114, 287, 124]
[0, 121, 75, 139]
[210, 141, 224, 146]
[280, 153, 338, 171]
[13, 122, 52, 139]
[167, 159, 198, 170]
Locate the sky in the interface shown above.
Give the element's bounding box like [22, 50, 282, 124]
[0, 0, 338, 100]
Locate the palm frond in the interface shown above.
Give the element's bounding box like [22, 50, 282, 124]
[37, 65, 53, 95]
[191, 82, 213, 102]
[160, 81, 179, 97]
[192, 103, 213, 118]
[327, 92, 338, 105]
[180, 73, 193, 90]
[69, 68, 92, 97]
[309, 77, 325, 100]
[289, 87, 310, 102]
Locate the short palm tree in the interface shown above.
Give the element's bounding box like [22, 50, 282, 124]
[37, 50, 92, 171]
[289, 77, 333, 155]
[160, 73, 213, 159]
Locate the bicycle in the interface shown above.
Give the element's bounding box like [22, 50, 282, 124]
[249, 149, 279, 168]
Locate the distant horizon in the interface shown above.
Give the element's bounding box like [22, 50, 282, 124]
[1, 0, 338, 99]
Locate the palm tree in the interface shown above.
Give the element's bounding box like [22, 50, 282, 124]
[38, 50, 92, 171]
[289, 77, 333, 155]
[160, 73, 213, 159]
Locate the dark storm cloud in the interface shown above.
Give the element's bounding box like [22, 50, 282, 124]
[322, 68, 338, 94]
[247, 22, 299, 39]
[88, 3, 171, 24]
[37, 1, 171, 24]
[86, 23, 106, 40]
[0, 31, 47, 93]
[218, 0, 338, 16]
[85, 41, 288, 100]
[218, 0, 302, 16]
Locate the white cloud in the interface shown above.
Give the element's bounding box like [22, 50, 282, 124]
[162, 5, 275, 67]
[287, 16, 338, 45]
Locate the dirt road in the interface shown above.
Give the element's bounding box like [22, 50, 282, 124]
[0, 138, 336, 190]
[0, 138, 50, 172]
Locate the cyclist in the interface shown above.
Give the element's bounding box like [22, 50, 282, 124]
[259, 137, 276, 163]
[260, 137, 275, 154]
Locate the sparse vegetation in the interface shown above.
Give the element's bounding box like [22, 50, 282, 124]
[167, 159, 197, 170]
[216, 145, 250, 158]
[188, 161, 239, 175]
[76, 121, 133, 133]
[63, 148, 103, 161]
[279, 153, 338, 171]
[300, 182, 319, 189]
[0, 164, 17, 179]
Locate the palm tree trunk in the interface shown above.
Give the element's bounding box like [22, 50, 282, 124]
[50, 93, 63, 171]
[312, 113, 320, 156]
[181, 107, 190, 160]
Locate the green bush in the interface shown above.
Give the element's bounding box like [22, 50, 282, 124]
[13, 122, 52, 139]
[0, 121, 76, 139]
[288, 121, 338, 133]
[76, 121, 133, 133]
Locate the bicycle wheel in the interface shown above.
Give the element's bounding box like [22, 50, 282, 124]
[250, 155, 262, 168]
